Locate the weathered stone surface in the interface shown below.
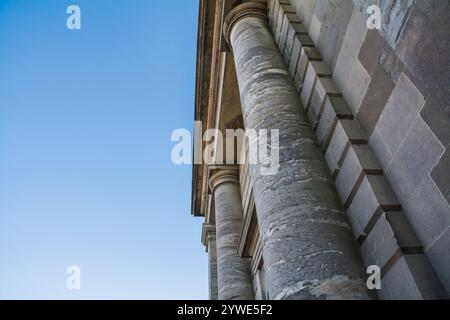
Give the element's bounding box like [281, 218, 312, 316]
[270, 0, 280, 29]
[288, 36, 302, 77]
[372, 73, 425, 159]
[431, 151, 450, 204]
[307, 78, 341, 129]
[333, 7, 370, 114]
[278, 15, 291, 54]
[347, 175, 400, 239]
[308, 0, 328, 45]
[358, 29, 385, 77]
[335, 145, 382, 207]
[426, 227, 450, 294]
[300, 61, 332, 109]
[395, 0, 450, 109]
[325, 119, 367, 177]
[288, 0, 317, 29]
[294, 46, 322, 89]
[386, 117, 444, 204]
[227, 4, 368, 300]
[209, 169, 254, 300]
[379, 43, 406, 83]
[352, 0, 415, 49]
[403, 176, 450, 250]
[361, 212, 421, 268]
[316, 0, 354, 69]
[316, 97, 353, 150]
[421, 97, 450, 149]
[357, 65, 395, 136]
[380, 254, 446, 300]
[283, 24, 295, 64]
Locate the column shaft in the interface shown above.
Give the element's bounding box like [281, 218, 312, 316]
[225, 3, 368, 300]
[210, 169, 254, 300]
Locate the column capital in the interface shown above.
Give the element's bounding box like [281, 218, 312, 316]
[208, 165, 239, 193]
[201, 222, 216, 247]
[223, 1, 267, 47]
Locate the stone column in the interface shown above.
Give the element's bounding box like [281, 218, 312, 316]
[224, 2, 369, 300]
[206, 229, 219, 300]
[209, 168, 254, 300]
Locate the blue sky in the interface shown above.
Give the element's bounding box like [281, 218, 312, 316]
[0, 0, 206, 299]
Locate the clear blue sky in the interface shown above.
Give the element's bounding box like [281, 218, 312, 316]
[0, 0, 207, 299]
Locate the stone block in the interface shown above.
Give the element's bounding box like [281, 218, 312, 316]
[316, 96, 353, 150]
[325, 119, 368, 177]
[294, 46, 322, 89]
[274, 4, 286, 44]
[361, 212, 422, 269]
[283, 23, 296, 64]
[283, 22, 309, 64]
[431, 151, 450, 204]
[316, 0, 353, 69]
[308, 0, 327, 45]
[299, 61, 331, 108]
[356, 65, 395, 136]
[374, 73, 425, 157]
[333, 7, 370, 114]
[386, 117, 444, 204]
[426, 227, 450, 294]
[307, 78, 341, 129]
[285, 13, 302, 24]
[347, 175, 400, 240]
[297, 34, 314, 47]
[368, 128, 392, 169]
[380, 254, 446, 300]
[403, 176, 450, 250]
[278, 15, 290, 54]
[269, 0, 279, 29]
[421, 97, 450, 148]
[358, 29, 385, 76]
[395, 0, 450, 107]
[268, 0, 275, 26]
[307, 90, 324, 130]
[335, 145, 382, 207]
[288, 36, 301, 77]
[276, 5, 296, 45]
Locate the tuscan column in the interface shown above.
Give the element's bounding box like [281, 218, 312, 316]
[224, 2, 369, 300]
[209, 167, 254, 300]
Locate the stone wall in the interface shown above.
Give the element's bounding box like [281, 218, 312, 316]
[271, 0, 449, 298]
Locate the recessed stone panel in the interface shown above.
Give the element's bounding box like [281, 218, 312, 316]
[357, 65, 395, 136]
[316, 97, 353, 150]
[426, 227, 450, 293]
[403, 176, 450, 250]
[335, 145, 382, 206]
[300, 61, 332, 108]
[386, 117, 444, 204]
[380, 255, 446, 300]
[347, 175, 400, 240]
[374, 73, 425, 157]
[333, 7, 370, 114]
[325, 120, 368, 178]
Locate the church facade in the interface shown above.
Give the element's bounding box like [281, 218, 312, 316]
[192, 0, 450, 300]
